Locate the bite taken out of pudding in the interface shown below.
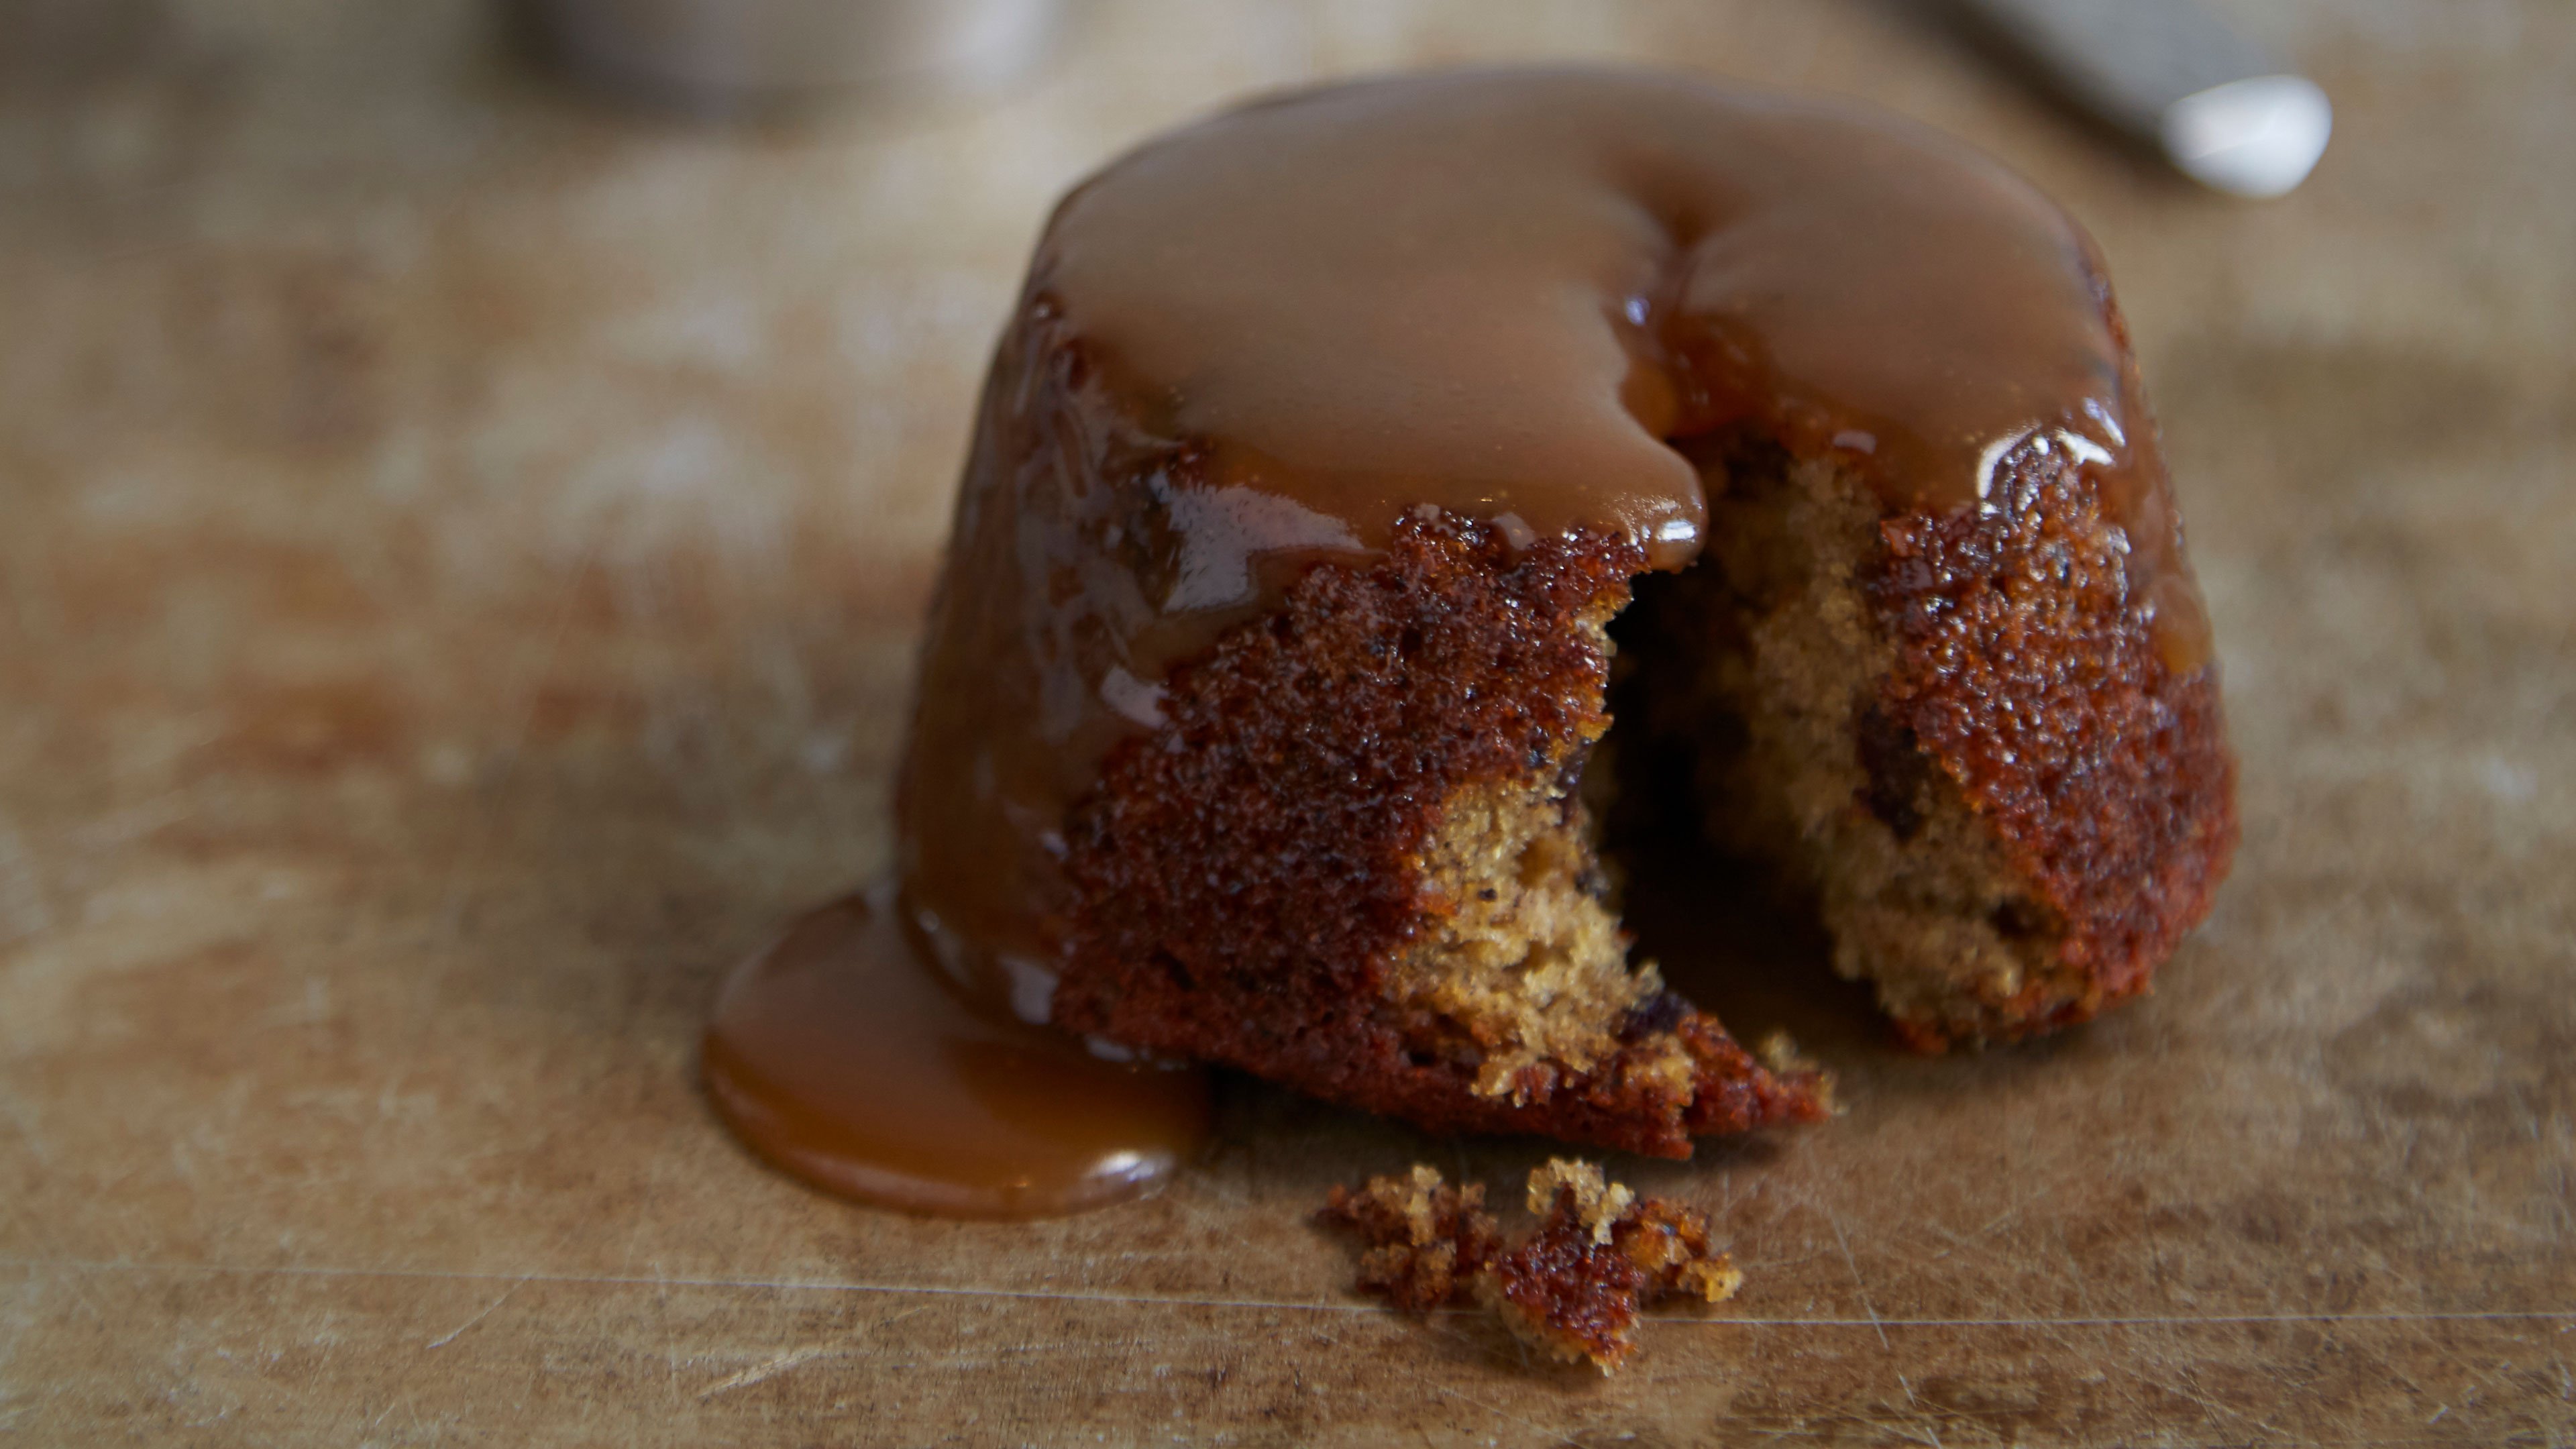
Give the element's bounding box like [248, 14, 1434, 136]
[864, 68, 2234, 1173]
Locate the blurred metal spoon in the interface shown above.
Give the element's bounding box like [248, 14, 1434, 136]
[528, 0, 1061, 113]
[1953, 0, 2332, 197]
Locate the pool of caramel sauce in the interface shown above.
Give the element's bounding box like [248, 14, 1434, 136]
[703, 885, 1210, 1218]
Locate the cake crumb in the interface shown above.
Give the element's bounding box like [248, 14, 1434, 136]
[1317, 1165, 1501, 1311]
[1522, 1157, 1635, 1243]
[1756, 1030, 1839, 1114]
[1320, 1159, 1741, 1373]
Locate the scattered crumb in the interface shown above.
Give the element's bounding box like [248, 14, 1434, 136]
[1319, 1158, 1742, 1373]
[1758, 1029, 1840, 1114]
[1316, 1164, 1501, 1311]
[1521, 1157, 1636, 1242]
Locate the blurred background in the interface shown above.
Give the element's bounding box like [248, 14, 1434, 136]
[6, 0, 2553, 855]
[3, 2, 2570, 1444]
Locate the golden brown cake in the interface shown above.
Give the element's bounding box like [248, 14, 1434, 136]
[894, 68, 2234, 1158]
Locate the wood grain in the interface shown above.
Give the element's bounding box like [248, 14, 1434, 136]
[2, 1, 2571, 1443]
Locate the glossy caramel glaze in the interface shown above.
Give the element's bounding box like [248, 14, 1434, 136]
[900, 67, 2212, 981]
[702, 887, 1211, 1218]
[1049, 70, 2169, 549]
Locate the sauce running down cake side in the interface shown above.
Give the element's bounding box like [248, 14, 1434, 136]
[708, 66, 2236, 1216]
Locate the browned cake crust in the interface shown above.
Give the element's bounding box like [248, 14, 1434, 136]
[1053, 517, 1833, 1157]
[1871, 445, 2237, 1043]
[1615, 428, 2237, 1050]
[1051, 445, 2235, 1124]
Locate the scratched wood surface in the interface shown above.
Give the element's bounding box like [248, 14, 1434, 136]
[2, 1, 2571, 1444]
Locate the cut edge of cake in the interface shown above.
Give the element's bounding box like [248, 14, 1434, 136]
[1051, 426, 2232, 1148]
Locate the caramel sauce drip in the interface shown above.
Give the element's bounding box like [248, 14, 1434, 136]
[703, 888, 1211, 1219]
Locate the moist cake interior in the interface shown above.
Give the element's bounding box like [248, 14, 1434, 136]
[1399, 433, 2074, 1067]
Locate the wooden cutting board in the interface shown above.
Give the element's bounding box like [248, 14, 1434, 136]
[3, 1, 2570, 1442]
